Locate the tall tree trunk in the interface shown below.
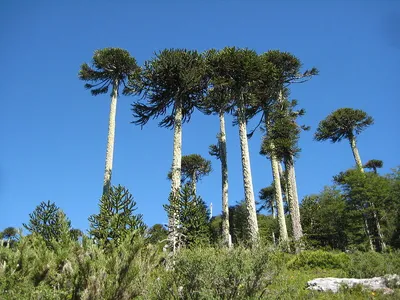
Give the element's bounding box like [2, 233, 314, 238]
[349, 136, 385, 251]
[103, 79, 119, 196]
[219, 112, 232, 247]
[284, 157, 303, 252]
[270, 150, 289, 243]
[237, 105, 259, 246]
[278, 162, 289, 210]
[169, 99, 183, 253]
[349, 135, 363, 170]
[191, 170, 197, 195]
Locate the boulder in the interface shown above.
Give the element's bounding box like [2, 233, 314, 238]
[307, 274, 400, 294]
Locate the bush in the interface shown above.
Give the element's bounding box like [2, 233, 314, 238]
[288, 250, 350, 270]
[346, 251, 400, 278]
[149, 245, 283, 299]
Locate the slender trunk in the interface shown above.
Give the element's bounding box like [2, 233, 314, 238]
[270, 151, 289, 243]
[169, 99, 183, 253]
[102, 79, 119, 196]
[278, 162, 289, 210]
[191, 170, 197, 195]
[219, 112, 232, 247]
[237, 105, 259, 246]
[364, 214, 375, 251]
[372, 206, 386, 251]
[284, 157, 303, 252]
[349, 135, 363, 171]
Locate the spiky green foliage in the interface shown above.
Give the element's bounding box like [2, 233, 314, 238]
[258, 186, 276, 215]
[206, 47, 267, 114]
[168, 154, 212, 185]
[127, 49, 208, 128]
[89, 185, 146, 247]
[198, 49, 235, 115]
[23, 201, 72, 244]
[260, 99, 305, 160]
[364, 159, 384, 173]
[79, 48, 140, 96]
[164, 184, 210, 248]
[315, 108, 374, 143]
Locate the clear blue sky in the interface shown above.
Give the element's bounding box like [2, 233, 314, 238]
[1, 0, 399, 232]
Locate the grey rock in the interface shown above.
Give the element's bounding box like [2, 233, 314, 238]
[307, 274, 400, 294]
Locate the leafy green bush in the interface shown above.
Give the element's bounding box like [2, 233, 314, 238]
[288, 250, 350, 270]
[346, 251, 400, 278]
[149, 245, 284, 299]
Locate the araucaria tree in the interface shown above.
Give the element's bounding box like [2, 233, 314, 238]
[89, 185, 146, 247]
[205, 47, 263, 246]
[315, 108, 384, 250]
[23, 200, 71, 244]
[314, 108, 373, 170]
[79, 48, 140, 196]
[255, 50, 317, 248]
[164, 184, 210, 248]
[169, 154, 212, 195]
[202, 48, 235, 247]
[126, 49, 207, 251]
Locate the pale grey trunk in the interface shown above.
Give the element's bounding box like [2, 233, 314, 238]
[278, 162, 289, 209]
[237, 106, 259, 245]
[169, 99, 183, 253]
[219, 112, 232, 247]
[349, 135, 363, 170]
[102, 79, 119, 195]
[284, 157, 303, 252]
[270, 151, 289, 243]
[191, 171, 197, 195]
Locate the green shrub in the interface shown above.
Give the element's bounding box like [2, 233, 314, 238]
[346, 251, 400, 278]
[149, 245, 284, 299]
[288, 250, 350, 270]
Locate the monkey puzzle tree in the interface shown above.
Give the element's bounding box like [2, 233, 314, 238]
[201, 48, 235, 247]
[314, 108, 374, 170]
[315, 108, 381, 250]
[79, 48, 140, 196]
[23, 200, 71, 244]
[204, 47, 265, 246]
[253, 50, 317, 248]
[89, 185, 145, 248]
[364, 159, 383, 174]
[168, 154, 212, 194]
[125, 49, 207, 251]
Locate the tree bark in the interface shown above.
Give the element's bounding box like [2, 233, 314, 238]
[169, 99, 183, 253]
[191, 170, 197, 195]
[270, 151, 289, 243]
[219, 112, 232, 247]
[349, 135, 363, 171]
[237, 105, 259, 246]
[102, 79, 119, 196]
[278, 162, 289, 210]
[284, 157, 303, 252]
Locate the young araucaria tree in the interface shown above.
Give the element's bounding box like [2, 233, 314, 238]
[79, 48, 140, 196]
